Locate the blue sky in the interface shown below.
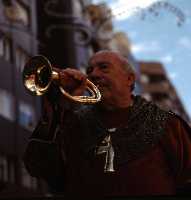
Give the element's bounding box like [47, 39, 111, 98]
[93, 0, 191, 119]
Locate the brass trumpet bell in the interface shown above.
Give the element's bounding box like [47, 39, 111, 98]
[22, 55, 101, 104]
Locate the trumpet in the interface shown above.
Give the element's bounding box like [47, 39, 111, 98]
[22, 55, 101, 104]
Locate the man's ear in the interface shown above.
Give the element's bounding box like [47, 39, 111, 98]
[127, 73, 136, 86]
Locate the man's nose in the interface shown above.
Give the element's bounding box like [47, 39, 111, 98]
[88, 67, 101, 81]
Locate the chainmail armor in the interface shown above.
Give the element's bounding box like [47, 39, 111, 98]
[74, 95, 174, 168]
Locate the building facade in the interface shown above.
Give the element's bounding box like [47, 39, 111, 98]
[0, 0, 97, 196]
[0, 0, 44, 197]
[139, 61, 190, 123]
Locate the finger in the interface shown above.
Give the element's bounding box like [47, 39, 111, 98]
[63, 69, 87, 82]
[52, 67, 60, 73]
[72, 81, 87, 96]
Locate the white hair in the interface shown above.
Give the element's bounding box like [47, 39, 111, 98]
[93, 50, 136, 91]
[93, 50, 136, 74]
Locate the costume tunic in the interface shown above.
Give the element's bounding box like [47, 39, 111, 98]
[23, 96, 191, 196]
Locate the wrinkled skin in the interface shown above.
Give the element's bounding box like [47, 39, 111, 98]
[57, 51, 135, 110]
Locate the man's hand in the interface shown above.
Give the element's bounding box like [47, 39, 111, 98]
[54, 68, 87, 96]
[41, 68, 87, 125]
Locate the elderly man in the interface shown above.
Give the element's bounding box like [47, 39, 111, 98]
[23, 50, 191, 197]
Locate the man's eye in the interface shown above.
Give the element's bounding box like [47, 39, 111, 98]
[100, 64, 108, 70]
[86, 66, 93, 74]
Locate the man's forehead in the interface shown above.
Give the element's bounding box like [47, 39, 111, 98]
[89, 52, 119, 65]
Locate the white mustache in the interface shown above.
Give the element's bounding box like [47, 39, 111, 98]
[93, 78, 107, 86]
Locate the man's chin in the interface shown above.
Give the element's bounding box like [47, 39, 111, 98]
[97, 96, 114, 110]
[96, 86, 110, 98]
[98, 92, 111, 103]
[97, 85, 107, 92]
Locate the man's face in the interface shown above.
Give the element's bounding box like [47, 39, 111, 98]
[87, 52, 135, 105]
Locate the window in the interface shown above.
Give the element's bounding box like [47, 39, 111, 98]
[0, 89, 15, 121]
[21, 161, 37, 189]
[149, 74, 166, 83]
[2, 0, 12, 7]
[15, 47, 29, 72]
[73, 0, 83, 18]
[15, 0, 30, 26]
[0, 34, 12, 62]
[141, 74, 149, 83]
[3, 0, 30, 27]
[142, 93, 152, 101]
[0, 35, 3, 57]
[4, 37, 12, 61]
[18, 101, 35, 130]
[0, 155, 8, 182]
[8, 159, 15, 184]
[151, 92, 168, 101]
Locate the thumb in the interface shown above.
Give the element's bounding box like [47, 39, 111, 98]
[71, 80, 87, 96]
